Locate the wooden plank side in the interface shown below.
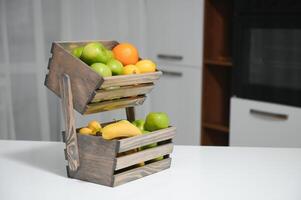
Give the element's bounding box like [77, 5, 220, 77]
[118, 127, 176, 153]
[45, 42, 103, 114]
[70, 133, 119, 186]
[59, 74, 80, 172]
[101, 71, 162, 88]
[92, 83, 154, 102]
[126, 107, 136, 122]
[84, 96, 146, 115]
[113, 158, 172, 187]
[58, 40, 119, 51]
[115, 143, 174, 170]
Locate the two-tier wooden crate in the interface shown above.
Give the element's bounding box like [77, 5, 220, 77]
[44, 40, 176, 187]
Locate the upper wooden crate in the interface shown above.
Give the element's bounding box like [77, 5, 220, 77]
[44, 40, 162, 115]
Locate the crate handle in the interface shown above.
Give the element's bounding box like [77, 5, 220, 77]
[60, 74, 80, 172]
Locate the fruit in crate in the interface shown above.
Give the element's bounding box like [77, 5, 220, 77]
[91, 63, 112, 77]
[79, 127, 94, 135]
[112, 43, 139, 65]
[71, 46, 84, 58]
[123, 65, 141, 75]
[136, 59, 156, 73]
[105, 50, 114, 61]
[102, 120, 142, 140]
[88, 120, 102, 134]
[80, 42, 108, 65]
[132, 119, 145, 132]
[107, 59, 124, 75]
[144, 112, 170, 131]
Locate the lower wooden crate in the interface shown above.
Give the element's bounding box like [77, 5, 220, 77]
[62, 126, 176, 187]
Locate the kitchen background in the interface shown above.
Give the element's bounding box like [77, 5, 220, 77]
[1, 0, 301, 148]
[0, 0, 203, 145]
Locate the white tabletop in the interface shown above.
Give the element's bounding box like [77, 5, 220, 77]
[0, 140, 301, 200]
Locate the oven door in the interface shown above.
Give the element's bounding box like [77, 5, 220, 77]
[232, 15, 301, 107]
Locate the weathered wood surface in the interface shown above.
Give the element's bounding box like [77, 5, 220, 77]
[101, 71, 162, 88]
[84, 96, 146, 115]
[58, 40, 119, 51]
[69, 133, 119, 186]
[126, 107, 136, 122]
[45, 42, 103, 114]
[113, 158, 172, 187]
[115, 143, 173, 170]
[118, 127, 176, 153]
[92, 83, 154, 102]
[59, 74, 80, 172]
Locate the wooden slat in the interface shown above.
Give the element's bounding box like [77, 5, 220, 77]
[59, 74, 80, 172]
[92, 83, 154, 102]
[45, 42, 103, 114]
[58, 40, 119, 51]
[113, 158, 171, 187]
[84, 96, 146, 115]
[118, 127, 176, 153]
[70, 133, 119, 186]
[115, 143, 173, 170]
[101, 71, 162, 88]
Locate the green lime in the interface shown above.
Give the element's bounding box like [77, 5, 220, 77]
[106, 50, 114, 62]
[90, 63, 112, 77]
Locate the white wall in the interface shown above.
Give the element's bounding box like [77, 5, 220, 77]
[0, 0, 204, 145]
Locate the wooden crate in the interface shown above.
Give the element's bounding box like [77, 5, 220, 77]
[44, 40, 176, 187]
[62, 125, 176, 187]
[45, 40, 162, 114]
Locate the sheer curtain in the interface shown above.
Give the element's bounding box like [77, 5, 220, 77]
[0, 0, 147, 141]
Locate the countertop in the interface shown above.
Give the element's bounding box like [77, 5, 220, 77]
[0, 140, 300, 200]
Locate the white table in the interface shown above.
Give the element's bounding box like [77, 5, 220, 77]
[0, 140, 300, 200]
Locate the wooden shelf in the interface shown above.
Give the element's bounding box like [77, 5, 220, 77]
[204, 58, 232, 67]
[203, 122, 229, 133]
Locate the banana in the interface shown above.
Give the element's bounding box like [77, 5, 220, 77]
[102, 120, 142, 140]
[88, 120, 102, 134]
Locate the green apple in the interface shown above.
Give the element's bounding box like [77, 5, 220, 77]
[71, 46, 83, 58]
[90, 63, 112, 77]
[80, 42, 108, 65]
[132, 119, 145, 132]
[107, 59, 124, 76]
[144, 112, 170, 131]
[106, 50, 114, 62]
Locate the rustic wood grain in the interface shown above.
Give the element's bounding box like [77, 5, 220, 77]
[45, 42, 103, 114]
[113, 158, 172, 187]
[118, 127, 176, 153]
[101, 71, 162, 88]
[58, 40, 119, 51]
[84, 96, 146, 114]
[125, 107, 136, 122]
[115, 143, 173, 170]
[60, 74, 80, 172]
[92, 83, 154, 102]
[69, 133, 119, 186]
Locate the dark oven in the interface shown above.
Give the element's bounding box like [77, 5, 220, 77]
[232, 0, 301, 107]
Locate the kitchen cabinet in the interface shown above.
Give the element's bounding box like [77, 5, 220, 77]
[230, 97, 301, 147]
[145, 0, 204, 67]
[149, 64, 201, 145]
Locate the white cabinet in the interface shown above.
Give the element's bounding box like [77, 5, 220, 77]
[149, 64, 201, 145]
[230, 97, 301, 147]
[145, 0, 204, 67]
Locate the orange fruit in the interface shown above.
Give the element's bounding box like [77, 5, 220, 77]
[135, 59, 156, 73]
[112, 43, 139, 65]
[123, 65, 141, 75]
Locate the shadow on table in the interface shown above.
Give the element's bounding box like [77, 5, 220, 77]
[4, 143, 67, 177]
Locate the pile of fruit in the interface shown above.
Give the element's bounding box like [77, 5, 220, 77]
[71, 42, 157, 77]
[79, 112, 170, 162]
